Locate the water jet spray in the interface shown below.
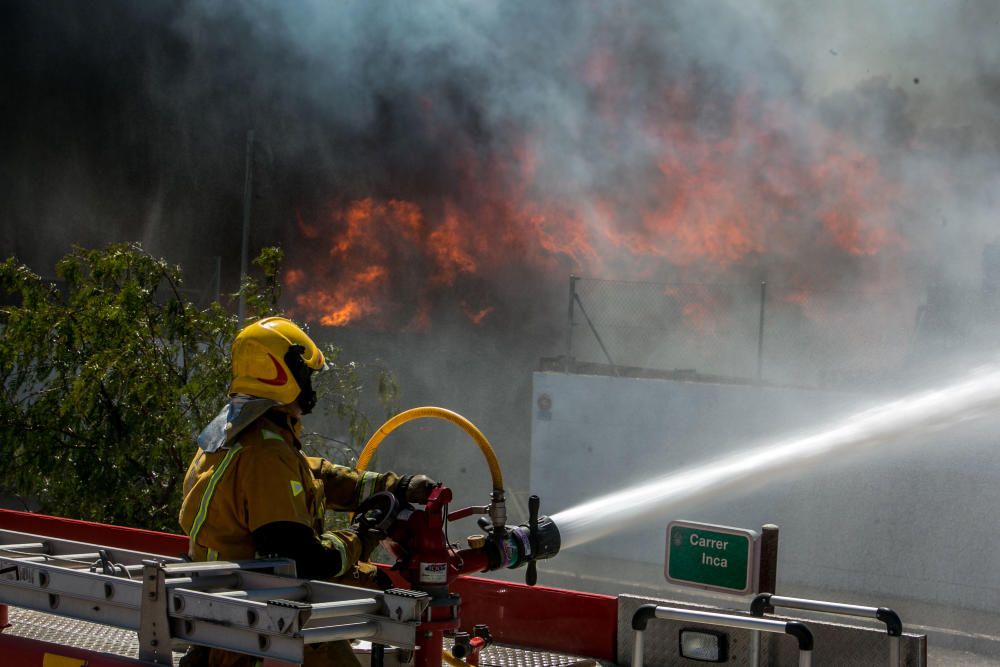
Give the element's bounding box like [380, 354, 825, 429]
[550, 362, 1000, 551]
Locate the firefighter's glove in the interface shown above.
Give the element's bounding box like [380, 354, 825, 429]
[343, 521, 384, 563]
[350, 491, 400, 560]
[347, 526, 383, 563]
[395, 474, 440, 505]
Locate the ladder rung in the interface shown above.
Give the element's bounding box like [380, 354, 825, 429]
[167, 574, 239, 591]
[14, 552, 101, 564]
[217, 585, 308, 602]
[0, 543, 47, 553]
[309, 598, 380, 621]
[301, 620, 378, 644]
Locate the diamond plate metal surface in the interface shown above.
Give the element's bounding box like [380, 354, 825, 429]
[444, 638, 598, 667]
[768, 620, 925, 666]
[5, 607, 183, 665]
[5, 607, 598, 667]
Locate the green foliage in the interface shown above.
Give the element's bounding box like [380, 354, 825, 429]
[303, 344, 400, 467]
[0, 245, 229, 531]
[301, 344, 400, 537]
[0, 243, 398, 532]
[239, 246, 285, 317]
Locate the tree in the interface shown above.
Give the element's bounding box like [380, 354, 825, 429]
[0, 243, 397, 531]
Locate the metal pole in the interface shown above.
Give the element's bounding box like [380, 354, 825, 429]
[237, 129, 255, 327]
[565, 275, 579, 372]
[752, 523, 779, 667]
[631, 629, 645, 667]
[756, 280, 767, 382]
[759, 524, 779, 605]
[213, 255, 222, 304]
[574, 292, 619, 376]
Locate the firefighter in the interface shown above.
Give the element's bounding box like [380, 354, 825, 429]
[178, 316, 436, 667]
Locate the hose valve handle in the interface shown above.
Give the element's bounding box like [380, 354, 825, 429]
[526, 495, 540, 586]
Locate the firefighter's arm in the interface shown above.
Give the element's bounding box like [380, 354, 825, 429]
[238, 450, 367, 577]
[252, 522, 366, 579]
[306, 457, 438, 509]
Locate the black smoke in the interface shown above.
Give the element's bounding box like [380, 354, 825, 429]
[5, 0, 1000, 501]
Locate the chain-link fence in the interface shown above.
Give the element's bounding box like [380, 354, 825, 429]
[178, 255, 223, 307]
[560, 275, 1000, 389]
[566, 277, 764, 380]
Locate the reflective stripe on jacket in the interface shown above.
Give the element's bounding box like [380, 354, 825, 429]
[179, 411, 399, 564]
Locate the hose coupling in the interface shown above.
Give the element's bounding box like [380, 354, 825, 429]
[488, 489, 506, 530]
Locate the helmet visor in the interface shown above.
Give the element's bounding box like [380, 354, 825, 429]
[284, 344, 319, 414]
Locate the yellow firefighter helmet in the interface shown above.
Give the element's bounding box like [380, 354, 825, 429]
[230, 316, 326, 413]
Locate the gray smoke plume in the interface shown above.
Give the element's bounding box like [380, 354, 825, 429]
[5, 1, 998, 293]
[4, 0, 1000, 499]
[3, 0, 1000, 274]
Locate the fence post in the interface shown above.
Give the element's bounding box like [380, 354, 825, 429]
[574, 289, 619, 376]
[565, 275, 579, 372]
[237, 129, 255, 328]
[756, 280, 767, 382]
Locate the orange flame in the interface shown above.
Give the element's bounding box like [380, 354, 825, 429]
[783, 289, 810, 305]
[682, 302, 715, 333]
[287, 70, 905, 330]
[285, 268, 306, 288]
[462, 304, 495, 325]
[429, 204, 479, 287]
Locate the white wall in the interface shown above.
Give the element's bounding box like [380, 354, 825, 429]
[530, 371, 1000, 613]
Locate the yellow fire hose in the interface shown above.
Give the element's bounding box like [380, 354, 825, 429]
[356, 406, 504, 492]
[442, 649, 469, 667]
[357, 407, 506, 660]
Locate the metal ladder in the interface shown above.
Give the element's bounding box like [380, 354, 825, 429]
[0, 528, 430, 665]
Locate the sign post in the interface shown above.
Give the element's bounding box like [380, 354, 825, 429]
[666, 520, 760, 595]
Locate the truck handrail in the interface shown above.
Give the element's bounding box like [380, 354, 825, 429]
[750, 593, 901, 667]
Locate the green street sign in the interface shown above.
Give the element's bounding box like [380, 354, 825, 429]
[665, 520, 759, 594]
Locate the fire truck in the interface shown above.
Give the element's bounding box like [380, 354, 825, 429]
[0, 408, 927, 665]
